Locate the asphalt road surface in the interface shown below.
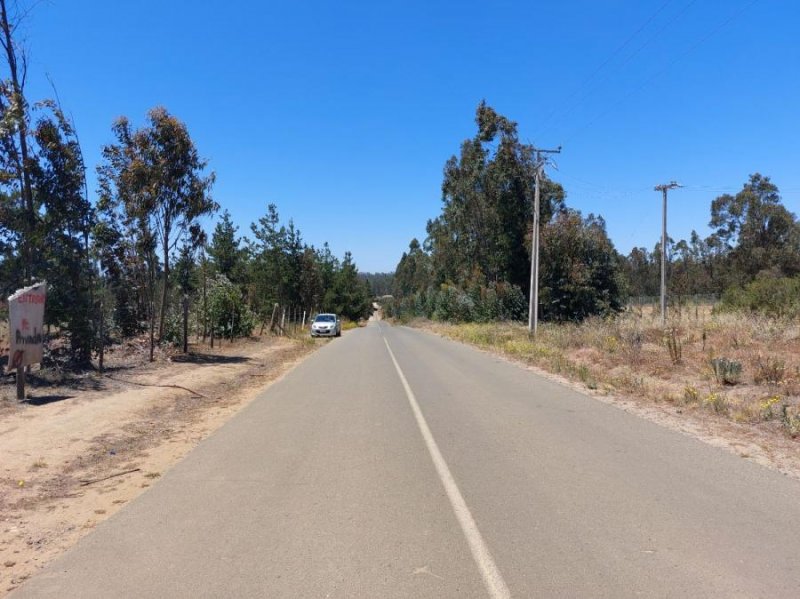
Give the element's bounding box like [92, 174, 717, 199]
[13, 322, 800, 598]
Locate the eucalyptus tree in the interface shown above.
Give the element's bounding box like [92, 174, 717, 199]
[31, 103, 94, 362]
[709, 173, 800, 284]
[0, 0, 35, 283]
[97, 107, 216, 345]
[427, 101, 564, 291]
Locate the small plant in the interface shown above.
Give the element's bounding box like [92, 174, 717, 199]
[683, 385, 699, 404]
[759, 395, 782, 420]
[663, 328, 682, 365]
[753, 355, 786, 386]
[602, 335, 619, 354]
[31, 459, 47, 470]
[572, 363, 599, 390]
[622, 330, 643, 364]
[704, 392, 728, 414]
[711, 357, 743, 385]
[781, 405, 800, 438]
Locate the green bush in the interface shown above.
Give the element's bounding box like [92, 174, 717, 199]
[711, 357, 743, 385]
[719, 276, 800, 319]
[207, 275, 256, 339]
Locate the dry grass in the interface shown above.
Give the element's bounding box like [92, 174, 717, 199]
[416, 305, 800, 440]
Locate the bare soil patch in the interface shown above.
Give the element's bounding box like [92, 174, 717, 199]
[0, 335, 320, 595]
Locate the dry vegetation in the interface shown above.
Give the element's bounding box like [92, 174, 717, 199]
[414, 302, 800, 446]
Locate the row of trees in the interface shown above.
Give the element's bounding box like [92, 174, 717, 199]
[389, 102, 800, 324]
[388, 102, 626, 322]
[625, 173, 800, 300]
[0, 1, 371, 367]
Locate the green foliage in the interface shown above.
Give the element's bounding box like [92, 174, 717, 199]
[539, 210, 626, 321]
[711, 357, 743, 385]
[384, 281, 526, 323]
[391, 103, 624, 324]
[31, 104, 95, 363]
[0, 1, 372, 370]
[208, 209, 247, 286]
[97, 106, 217, 344]
[206, 275, 256, 340]
[324, 251, 372, 321]
[709, 173, 800, 283]
[360, 271, 394, 297]
[718, 275, 800, 319]
[782, 405, 800, 438]
[425, 101, 564, 291]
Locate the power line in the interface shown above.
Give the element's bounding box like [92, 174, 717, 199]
[544, 0, 702, 142]
[561, 0, 760, 146]
[534, 0, 676, 138]
[537, 0, 701, 141]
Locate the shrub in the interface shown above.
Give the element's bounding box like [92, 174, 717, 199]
[711, 357, 743, 385]
[207, 275, 256, 339]
[753, 355, 786, 385]
[719, 276, 800, 319]
[704, 392, 729, 414]
[782, 405, 800, 438]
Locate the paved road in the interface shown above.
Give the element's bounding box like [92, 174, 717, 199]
[13, 322, 800, 598]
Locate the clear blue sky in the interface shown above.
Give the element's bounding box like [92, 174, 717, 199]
[18, 0, 800, 272]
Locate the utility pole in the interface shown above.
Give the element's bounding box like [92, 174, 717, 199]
[528, 146, 562, 335]
[654, 181, 681, 326]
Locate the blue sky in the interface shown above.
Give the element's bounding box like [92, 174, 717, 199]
[18, 0, 800, 272]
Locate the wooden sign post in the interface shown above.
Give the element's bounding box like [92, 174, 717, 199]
[7, 282, 47, 401]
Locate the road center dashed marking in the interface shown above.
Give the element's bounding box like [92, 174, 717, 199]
[383, 335, 512, 599]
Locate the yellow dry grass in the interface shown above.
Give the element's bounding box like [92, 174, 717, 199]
[418, 305, 800, 439]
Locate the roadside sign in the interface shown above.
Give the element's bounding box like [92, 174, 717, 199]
[7, 282, 47, 373]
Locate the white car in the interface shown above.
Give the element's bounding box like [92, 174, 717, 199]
[310, 313, 341, 338]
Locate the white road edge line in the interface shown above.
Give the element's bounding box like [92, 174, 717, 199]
[383, 336, 512, 599]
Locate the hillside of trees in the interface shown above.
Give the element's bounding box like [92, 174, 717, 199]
[388, 103, 800, 323]
[0, 1, 371, 367]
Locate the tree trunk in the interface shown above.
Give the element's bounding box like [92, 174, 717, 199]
[98, 298, 105, 372]
[201, 253, 208, 342]
[148, 251, 156, 362]
[0, 0, 35, 284]
[182, 294, 189, 353]
[158, 234, 169, 341]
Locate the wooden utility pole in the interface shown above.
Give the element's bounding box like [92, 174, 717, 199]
[528, 146, 562, 336]
[654, 182, 681, 326]
[182, 293, 189, 353]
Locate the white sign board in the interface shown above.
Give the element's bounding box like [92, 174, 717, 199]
[7, 282, 47, 372]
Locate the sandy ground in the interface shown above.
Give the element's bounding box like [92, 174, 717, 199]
[0, 335, 320, 595]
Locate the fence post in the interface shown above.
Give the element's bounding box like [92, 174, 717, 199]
[16, 366, 25, 401]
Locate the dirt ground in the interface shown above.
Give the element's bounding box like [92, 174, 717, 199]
[0, 334, 320, 595]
